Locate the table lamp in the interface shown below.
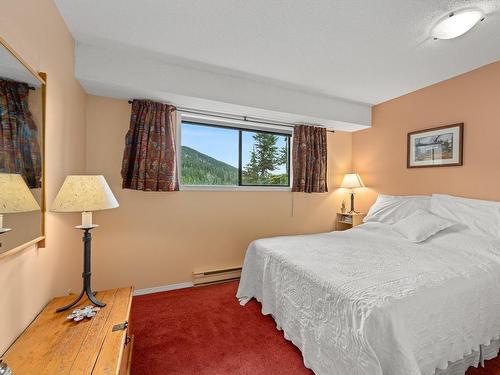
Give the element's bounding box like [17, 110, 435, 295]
[340, 173, 365, 214]
[0, 173, 40, 234]
[51, 175, 119, 312]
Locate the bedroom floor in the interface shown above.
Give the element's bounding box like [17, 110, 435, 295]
[130, 281, 500, 375]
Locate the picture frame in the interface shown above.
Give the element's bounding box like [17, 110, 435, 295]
[407, 123, 463, 168]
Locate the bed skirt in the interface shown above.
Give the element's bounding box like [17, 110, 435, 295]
[435, 338, 500, 375]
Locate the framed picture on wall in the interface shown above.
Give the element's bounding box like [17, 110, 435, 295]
[407, 123, 463, 168]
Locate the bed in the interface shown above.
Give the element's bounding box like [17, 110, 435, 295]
[236, 194, 500, 375]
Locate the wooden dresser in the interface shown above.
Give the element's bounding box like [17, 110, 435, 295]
[1, 287, 134, 375]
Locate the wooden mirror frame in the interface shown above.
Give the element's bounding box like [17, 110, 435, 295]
[0, 36, 46, 258]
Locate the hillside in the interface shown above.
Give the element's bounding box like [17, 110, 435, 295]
[181, 146, 238, 185]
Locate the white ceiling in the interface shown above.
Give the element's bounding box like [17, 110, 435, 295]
[55, 0, 500, 105]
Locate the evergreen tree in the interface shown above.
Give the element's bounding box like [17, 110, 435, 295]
[254, 133, 279, 179]
[278, 143, 288, 165]
[243, 133, 288, 184]
[242, 146, 260, 183]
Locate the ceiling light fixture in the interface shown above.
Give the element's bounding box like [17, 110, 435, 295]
[431, 9, 484, 40]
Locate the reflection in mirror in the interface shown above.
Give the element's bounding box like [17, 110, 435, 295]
[0, 41, 44, 254]
[0, 173, 40, 231]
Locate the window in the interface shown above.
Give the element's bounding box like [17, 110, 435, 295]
[180, 120, 291, 188]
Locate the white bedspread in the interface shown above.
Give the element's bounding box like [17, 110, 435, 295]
[236, 223, 500, 375]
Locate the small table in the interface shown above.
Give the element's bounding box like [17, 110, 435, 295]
[1, 287, 134, 375]
[336, 212, 366, 231]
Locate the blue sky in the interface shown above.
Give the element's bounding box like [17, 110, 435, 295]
[181, 122, 288, 173]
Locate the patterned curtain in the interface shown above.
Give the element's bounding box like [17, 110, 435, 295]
[291, 125, 328, 193]
[0, 79, 42, 188]
[121, 99, 179, 191]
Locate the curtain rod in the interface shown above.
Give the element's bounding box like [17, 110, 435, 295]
[127, 100, 335, 133]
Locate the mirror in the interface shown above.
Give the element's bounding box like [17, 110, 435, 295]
[0, 37, 45, 255]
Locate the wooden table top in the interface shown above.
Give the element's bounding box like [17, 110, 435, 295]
[1, 287, 133, 375]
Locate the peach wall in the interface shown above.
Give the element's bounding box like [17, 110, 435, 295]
[85, 95, 352, 291]
[0, 0, 87, 355]
[353, 60, 500, 212]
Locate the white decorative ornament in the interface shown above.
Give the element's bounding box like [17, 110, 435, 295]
[67, 305, 101, 322]
[431, 9, 484, 40]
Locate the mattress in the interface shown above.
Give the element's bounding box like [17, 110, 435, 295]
[237, 222, 500, 375]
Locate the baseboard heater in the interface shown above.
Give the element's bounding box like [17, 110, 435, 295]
[192, 266, 242, 287]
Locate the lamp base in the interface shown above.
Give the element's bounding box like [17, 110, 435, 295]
[348, 191, 361, 214]
[56, 288, 105, 313]
[56, 226, 106, 312]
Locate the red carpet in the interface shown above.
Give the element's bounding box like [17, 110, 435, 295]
[130, 281, 500, 375]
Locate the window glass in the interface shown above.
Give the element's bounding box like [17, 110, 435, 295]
[181, 121, 290, 187]
[241, 130, 289, 186]
[181, 122, 238, 185]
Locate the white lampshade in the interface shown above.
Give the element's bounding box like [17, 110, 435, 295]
[0, 173, 40, 213]
[51, 175, 119, 213]
[340, 173, 365, 189]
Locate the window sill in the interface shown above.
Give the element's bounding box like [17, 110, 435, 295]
[180, 185, 292, 192]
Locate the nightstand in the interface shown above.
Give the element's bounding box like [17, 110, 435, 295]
[336, 212, 366, 231]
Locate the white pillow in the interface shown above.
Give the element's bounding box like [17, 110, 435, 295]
[392, 209, 455, 243]
[430, 194, 500, 239]
[364, 194, 431, 224]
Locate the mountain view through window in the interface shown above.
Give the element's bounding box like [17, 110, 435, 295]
[181, 121, 290, 187]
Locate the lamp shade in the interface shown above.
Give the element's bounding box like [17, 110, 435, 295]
[340, 173, 365, 189]
[51, 175, 119, 213]
[0, 173, 40, 213]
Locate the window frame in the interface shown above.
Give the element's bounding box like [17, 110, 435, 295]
[177, 112, 293, 191]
